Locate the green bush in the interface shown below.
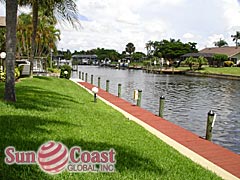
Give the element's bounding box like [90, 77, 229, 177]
[0, 70, 5, 81]
[0, 67, 21, 81]
[197, 56, 208, 69]
[213, 54, 228, 67]
[48, 67, 60, 73]
[223, 61, 234, 67]
[18, 65, 24, 76]
[60, 65, 71, 79]
[143, 60, 151, 66]
[15, 67, 20, 79]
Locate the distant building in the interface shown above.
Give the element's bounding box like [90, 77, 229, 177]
[200, 47, 240, 64]
[72, 54, 98, 65]
[181, 46, 240, 65]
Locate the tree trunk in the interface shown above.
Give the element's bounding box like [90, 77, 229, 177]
[4, 0, 18, 102]
[30, 0, 39, 76]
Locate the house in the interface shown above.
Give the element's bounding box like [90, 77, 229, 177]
[181, 46, 240, 66]
[200, 46, 240, 64]
[72, 54, 98, 65]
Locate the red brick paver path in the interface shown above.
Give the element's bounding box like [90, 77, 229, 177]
[79, 81, 240, 178]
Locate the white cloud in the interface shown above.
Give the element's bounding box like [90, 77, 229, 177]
[205, 34, 225, 48]
[183, 33, 194, 39]
[222, 0, 240, 28]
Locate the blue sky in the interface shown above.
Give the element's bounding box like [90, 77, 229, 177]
[0, 0, 240, 53]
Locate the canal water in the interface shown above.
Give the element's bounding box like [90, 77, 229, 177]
[72, 66, 240, 154]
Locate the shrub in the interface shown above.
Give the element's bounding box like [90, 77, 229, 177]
[48, 68, 60, 73]
[143, 60, 151, 66]
[213, 54, 228, 67]
[18, 65, 24, 76]
[0, 67, 20, 81]
[60, 65, 71, 79]
[224, 61, 234, 67]
[197, 56, 208, 69]
[0, 70, 5, 81]
[183, 57, 197, 70]
[15, 67, 20, 79]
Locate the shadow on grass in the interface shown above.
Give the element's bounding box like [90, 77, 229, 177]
[0, 115, 164, 179]
[0, 115, 80, 180]
[1, 85, 81, 111]
[33, 76, 54, 81]
[62, 139, 164, 175]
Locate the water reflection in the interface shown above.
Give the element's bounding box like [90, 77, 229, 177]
[73, 66, 240, 154]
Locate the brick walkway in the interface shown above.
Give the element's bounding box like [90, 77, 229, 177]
[78, 81, 240, 179]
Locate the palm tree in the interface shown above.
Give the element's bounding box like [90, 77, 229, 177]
[125, 42, 135, 55]
[184, 56, 196, 70]
[16, 13, 32, 58]
[145, 40, 153, 56]
[18, 0, 80, 75]
[214, 38, 228, 47]
[4, 0, 18, 102]
[197, 56, 208, 69]
[231, 31, 240, 47]
[17, 12, 60, 58]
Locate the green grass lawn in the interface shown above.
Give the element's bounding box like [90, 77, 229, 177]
[196, 67, 240, 76]
[177, 66, 240, 76]
[0, 77, 222, 180]
[129, 62, 144, 66]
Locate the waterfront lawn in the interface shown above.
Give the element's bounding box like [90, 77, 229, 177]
[0, 77, 222, 180]
[129, 62, 144, 67]
[196, 67, 240, 76]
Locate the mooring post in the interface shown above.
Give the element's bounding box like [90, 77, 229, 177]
[106, 80, 110, 92]
[118, 83, 122, 97]
[82, 72, 84, 81]
[85, 73, 88, 82]
[137, 89, 142, 107]
[159, 96, 165, 117]
[205, 110, 216, 141]
[91, 75, 93, 84]
[98, 77, 101, 88]
[79, 71, 81, 79]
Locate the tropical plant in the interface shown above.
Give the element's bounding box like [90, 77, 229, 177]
[60, 64, 71, 79]
[196, 56, 208, 69]
[132, 52, 146, 62]
[16, 13, 32, 58]
[125, 42, 135, 55]
[231, 31, 240, 47]
[0, 67, 20, 81]
[183, 56, 196, 70]
[214, 39, 228, 47]
[147, 39, 198, 61]
[16, 12, 60, 58]
[213, 54, 228, 67]
[145, 40, 153, 56]
[18, 0, 80, 75]
[4, 0, 18, 102]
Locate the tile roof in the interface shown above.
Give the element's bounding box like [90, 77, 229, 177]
[200, 46, 240, 57]
[181, 52, 214, 58]
[0, 16, 6, 27]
